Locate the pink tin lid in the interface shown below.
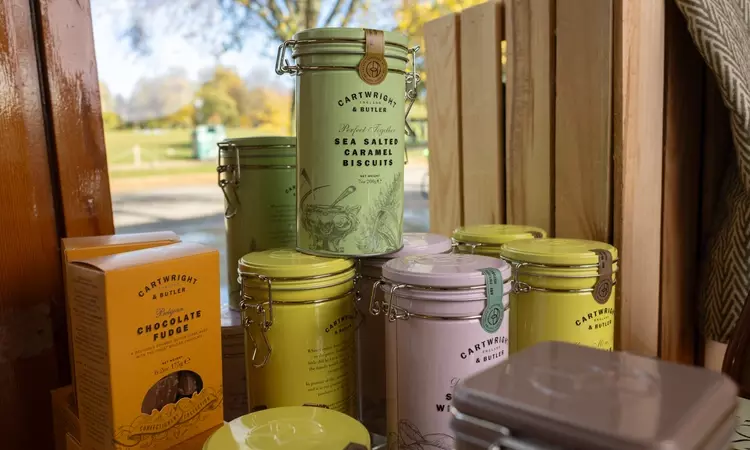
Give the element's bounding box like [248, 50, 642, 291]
[391, 232, 453, 257]
[382, 253, 510, 288]
[362, 232, 453, 268]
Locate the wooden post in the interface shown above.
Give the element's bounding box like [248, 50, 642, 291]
[0, 2, 66, 448]
[612, 0, 666, 356]
[505, 0, 554, 233]
[425, 13, 464, 235]
[459, 1, 505, 226]
[554, 0, 613, 242]
[659, 0, 705, 365]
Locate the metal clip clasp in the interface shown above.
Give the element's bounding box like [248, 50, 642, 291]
[217, 143, 241, 218]
[352, 269, 365, 330]
[369, 279, 409, 321]
[275, 40, 298, 75]
[404, 45, 421, 165]
[511, 262, 530, 294]
[239, 273, 274, 368]
[385, 284, 409, 322]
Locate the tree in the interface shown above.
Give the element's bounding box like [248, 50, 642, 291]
[126, 68, 196, 123]
[118, 1, 369, 56]
[115, 0, 370, 132]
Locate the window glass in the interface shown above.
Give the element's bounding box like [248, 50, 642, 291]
[92, 0, 482, 304]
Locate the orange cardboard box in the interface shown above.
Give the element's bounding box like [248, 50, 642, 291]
[62, 232, 181, 403]
[54, 384, 222, 450]
[67, 242, 223, 450]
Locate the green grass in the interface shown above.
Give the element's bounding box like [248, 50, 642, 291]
[105, 127, 277, 178]
[105, 127, 263, 165]
[105, 125, 429, 180]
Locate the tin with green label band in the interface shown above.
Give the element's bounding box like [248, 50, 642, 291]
[238, 249, 358, 416]
[275, 27, 419, 257]
[218, 136, 297, 311]
[452, 224, 547, 257]
[498, 238, 618, 353]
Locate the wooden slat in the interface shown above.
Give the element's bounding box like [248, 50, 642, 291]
[0, 2, 65, 448]
[426, 13, 464, 235]
[554, 0, 613, 242]
[505, 0, 554, 233]
[35, 0, 114, 238]
[33, 0, 115, 390]
[612, 0, 666, 356]
[459, 1, 504, 225]
[659, 0, 705, 365]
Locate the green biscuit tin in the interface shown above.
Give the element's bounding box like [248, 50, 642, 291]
[276, 27, 419, 257]
[217, 136, 297, 310]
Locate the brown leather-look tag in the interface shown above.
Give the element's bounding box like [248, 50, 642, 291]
[590, 249, 613, 304]
[358, 29, 388, 85]
[343, 444, 368, 450]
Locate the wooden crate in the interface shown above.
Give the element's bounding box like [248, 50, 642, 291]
[424, 0, 724, 363]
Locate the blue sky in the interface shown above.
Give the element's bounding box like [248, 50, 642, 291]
[91, 0, 277, 98]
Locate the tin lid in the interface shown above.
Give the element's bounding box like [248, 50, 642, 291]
[498, 237, 618, 266]
[452, 224, 547, 246]
[451, 341, 738, 450]
[238, 248, 353, 279]
[382, 253, 509, 288]
[218, 136, 296, 149]
[363, 232, 453, 267]
[202, 406, 371, 449]
[293, 27, 408, 48]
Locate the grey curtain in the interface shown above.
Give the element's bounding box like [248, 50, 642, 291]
[676, 0, 750, 342]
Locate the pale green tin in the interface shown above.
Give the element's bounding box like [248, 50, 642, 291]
[276, 27, 419, 257]
[217, 136, 297, 311]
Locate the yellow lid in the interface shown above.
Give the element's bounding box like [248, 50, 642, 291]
[202, 406, 371, 449]
[452, 224, 547, 246]
[498, 238, 618, 266]
[238, 248, 353, 278]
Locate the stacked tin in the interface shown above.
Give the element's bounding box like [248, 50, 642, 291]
[210, 25, 625, 450]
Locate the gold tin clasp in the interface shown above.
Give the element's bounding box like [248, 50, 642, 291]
[239, 273, 274, 368]
[217, 142, 241, 219]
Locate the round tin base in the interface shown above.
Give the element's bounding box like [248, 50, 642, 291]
[295, 245, 406, 259]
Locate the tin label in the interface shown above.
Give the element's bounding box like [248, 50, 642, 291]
[226, 168, 296, 310]
[479, 268, 504, 333]
[296, 59, 405, 257]
[359, 29, 388, 85]
[591, 249, 614, 304]
[246, 296, 357, 415]
[510, 290, 616, 353]
[386, 311, 509, 448]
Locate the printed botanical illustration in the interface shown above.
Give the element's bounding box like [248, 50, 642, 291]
[389, 420, 454, 450]
[299, 169, 361, 253]
[356, 172, 403, 254]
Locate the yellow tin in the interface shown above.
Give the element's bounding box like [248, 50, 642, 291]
[238, 249, 358, 416]
[498, 238, 618, 353]
[202, 406, 371, 449]
[452, 224, 547, 257]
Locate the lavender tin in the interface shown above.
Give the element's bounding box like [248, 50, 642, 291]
[372, 253, 511, 449]
[357, 232, 453, 437]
